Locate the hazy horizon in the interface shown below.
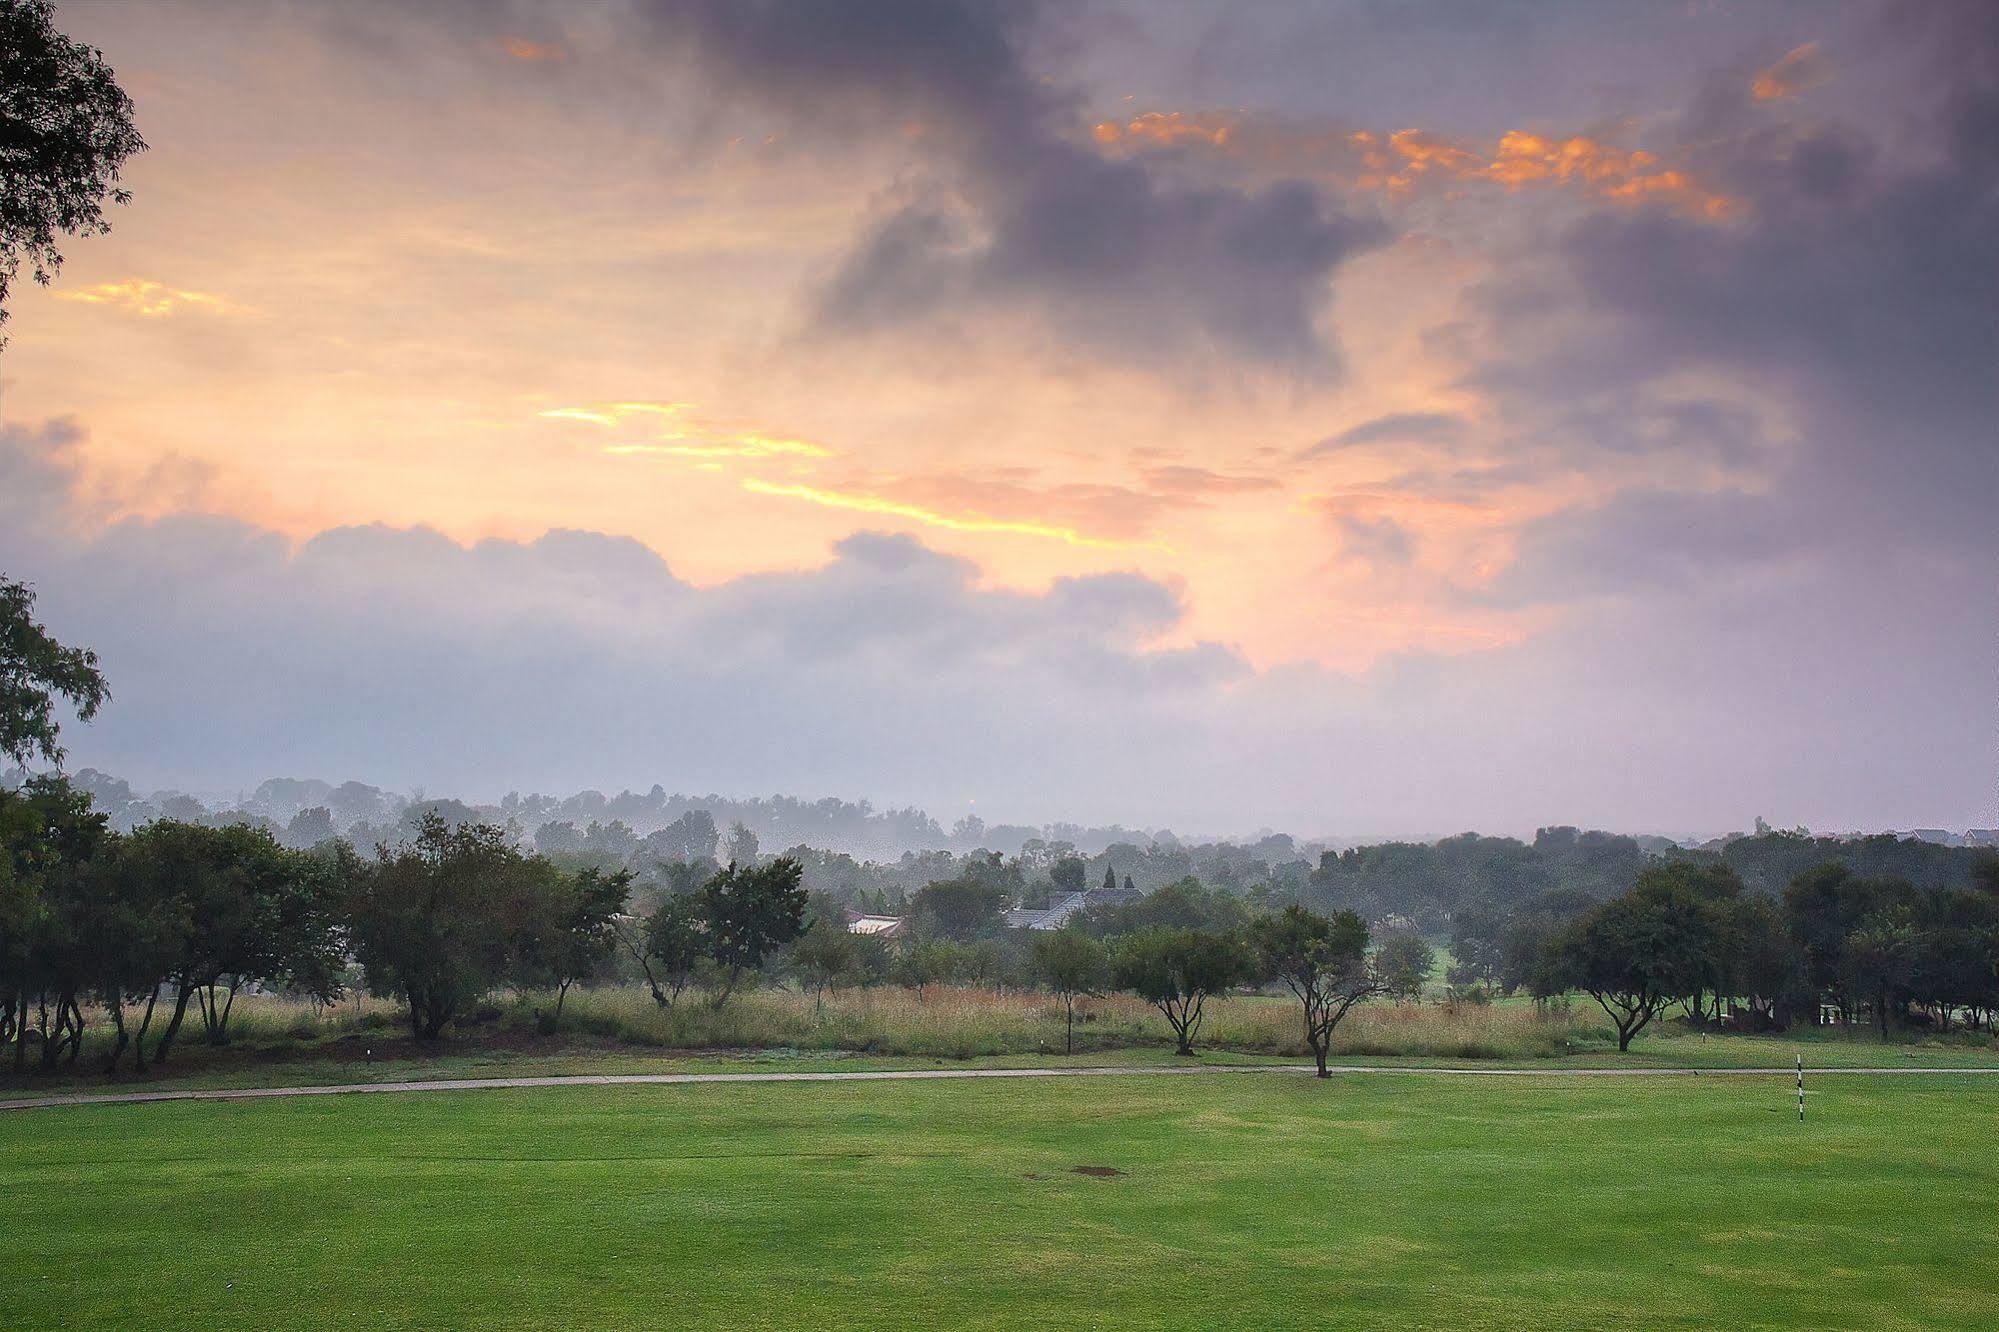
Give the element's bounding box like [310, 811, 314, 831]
[5, 1, 1993, 837]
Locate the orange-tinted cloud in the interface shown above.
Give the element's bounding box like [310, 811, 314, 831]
[740, 479, 1168, 551]
[1752, 43, 1830, 102]
[502, 36, 563, 62]
[1099, 111, 1734, 219]
[539, 402, 837, 460]
[1092, 111, 1234, 150]
[55, 279, 240, 317]
[1480, 131, 1734, 220]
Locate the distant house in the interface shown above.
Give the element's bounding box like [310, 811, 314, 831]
[1004, 882, 1144, 931]
[847, 914, 908, 940]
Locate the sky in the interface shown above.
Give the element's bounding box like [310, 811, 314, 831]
[3, 0, 1994, 839]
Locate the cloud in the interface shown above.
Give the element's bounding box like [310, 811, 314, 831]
[1751, 43, 1830, 102]
[1138, 466, 1280, 498]
[1097, 112, 1735, 219]
[55, 279, 243, 318]
[1305, 411, 1467, 456]
[635, 0, 1386, 368]
[1331, 512, 1415, 571]
[6, 415, 1989, 835]
[0, 419, 1258, 820]
[739, 478, 1167, 551]
[537, 401, 838, 460]
[1526, 6, 1999, 557]
[500, 36, 563, 62]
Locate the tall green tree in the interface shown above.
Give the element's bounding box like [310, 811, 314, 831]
[789, 915, 861, 1015]
[1549, 882, 1720, 1052]
[0, 774, 108, 1069]
[346, 816, 555, 1040]
[124, 820, 342, 1063]
[1255, 905, 1378, 1077]
[519, 865, 630, 1017]
[0, 0, 146, 335]
[1, 577, 109, 768]
[1030, 928, 1107, 1055]
[1375, 934, 1434, 1004]
[700, 856, 806, 1007]
[629, 893, 705, 1010]
[909, 873, 1010, 941]
[1113, 927, 1251, 1057]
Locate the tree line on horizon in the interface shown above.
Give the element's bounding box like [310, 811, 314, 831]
[6, 572, 1999, 1078]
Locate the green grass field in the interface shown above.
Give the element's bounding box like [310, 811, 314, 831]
[5, 1071, 1995, 1329]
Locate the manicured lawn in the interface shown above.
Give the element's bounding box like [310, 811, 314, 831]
[3, 1072, 1995, 1329]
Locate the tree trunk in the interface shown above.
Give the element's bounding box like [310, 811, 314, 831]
[712, 965, 743, 1009]
[215, 982, 238, 1043]
[152, 981, 194, 1066]
[131, 986, 159, 1075]
[63, 996, 85, 1065]
[36, 995, 57, 1070]
[105, 996, 129, 1073]
[1064, 994, 1074, 1056]
[555, 979, 571, 1019]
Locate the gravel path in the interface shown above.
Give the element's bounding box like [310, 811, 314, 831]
[4, 1060, 1996, 1113]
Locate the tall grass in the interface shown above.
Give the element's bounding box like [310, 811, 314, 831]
[493, 985, 1610, 1061]
[8, 985, 1618, 1073]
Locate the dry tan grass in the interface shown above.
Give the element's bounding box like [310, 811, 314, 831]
[215, 984, 1604, 1061]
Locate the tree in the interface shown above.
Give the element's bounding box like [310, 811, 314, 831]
[1, 577, 110, 768]
[631, 893, 703, 1010]
[722, 820, 760, 868]
[1031, 928, 1107, 1055]
[284, 806, 335, 849]
[700, 855, 805, 1007]
[909, 874, 1010, 941]
[1783, 864, 1919, 1023]
[346, 816, 553, 1040]
[0, 0, 146, 335]
[1113, 927, 1251, 1057]
[522, 866, 630, 1017]
[1447, 903, 1504, 992]
[1375, 934, 1434, 1004]
[1080, 877, 1245, 938]
[1255, 906, 1378, 1076]
[638, 810, 719, 869]
[790, 915, 860, 1014]
[0, 774, 109, 1069]
[123, 820, 341, 1063]
[1548, 883, 1718, 1052]
[1842, 918, 1913, 1040]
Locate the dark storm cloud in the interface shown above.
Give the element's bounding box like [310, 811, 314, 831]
[634, 0, 1386, 366]
[1464, 3, 1998, 602]
[1475, 489, 1789, 608]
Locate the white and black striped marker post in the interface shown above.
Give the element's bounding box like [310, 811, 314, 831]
[1797, 1053, 1804, 1121]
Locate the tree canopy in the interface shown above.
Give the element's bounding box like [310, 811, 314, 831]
[1, 577, 109, 768]
[0, 0, 146, 333]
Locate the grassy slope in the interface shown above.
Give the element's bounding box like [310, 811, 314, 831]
[4, 1074, 1995, 1330]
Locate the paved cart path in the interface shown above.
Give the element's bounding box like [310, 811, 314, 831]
[5, 1060, 1997, 1112]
